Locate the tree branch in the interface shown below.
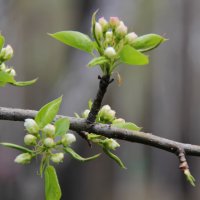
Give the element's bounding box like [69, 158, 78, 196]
[0, 106, 200, 156]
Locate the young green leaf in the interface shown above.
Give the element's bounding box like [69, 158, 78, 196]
[131, 34, 166, 52]
[11, 78, 38, 86]
[55, 118, 70, 136]
[103, 148, 126, 169]
[88, 56, 109, 67]
[0, 143, 33, 153]
[112, 122, 141, 131]
[45, 165, 61, 200]
[35, 96, 62, 128]
[120, 45, 149, 66]
[49, 31, 94, 53]
[0, 34, 5, 52]
[64, 147, 100, 162]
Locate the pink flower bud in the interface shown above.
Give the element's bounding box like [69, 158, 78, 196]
[116, 21, 128, 38]
[125, 32, 138, 44]
[109, 17, 120, 27]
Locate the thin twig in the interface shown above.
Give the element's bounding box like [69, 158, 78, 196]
[86, 75, 113, 123]
[0, 106, 200, 156]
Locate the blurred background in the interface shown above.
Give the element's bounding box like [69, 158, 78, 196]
[0, 0, 200, 199]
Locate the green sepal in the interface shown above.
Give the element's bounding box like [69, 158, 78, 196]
[88, 56, 109, 67]
[112, 122, 141, 131]
[103, 148, 126, 169]
[119, 45, 149, 66]
[0, 142, 33, 154]
[35, 96, 62, 128]
[45, 165, 62, 200]
[49, 31, 94, 53]
[55, 117, 70, 136]
[131, 34, 166, 52]
[64, 147, 101, 162]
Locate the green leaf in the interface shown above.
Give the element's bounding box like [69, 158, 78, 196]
[49, 31, 94, 53]
[88, 56, 109, 67]
[55, 118, 70, 136]
[120, 45, 149, 66]
[35, 96, 62, 128]
[64, 147, 100, 162]
[0, 143, 33, 153]
[0, 81, 6, 87]
[0, 34, 5, 52]
[0, 71, 15, 83]
[112, 122, 141, 131]
[45, 165, 61, 200]
[103, 148, 126, 169]
[11, 78, 38, 86]
[131, 34, 166, 52]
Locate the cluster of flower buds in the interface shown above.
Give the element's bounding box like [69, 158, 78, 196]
[93, 16, 138, 60]
[14, 118, 76, 165]
[0, 63, 16, 76]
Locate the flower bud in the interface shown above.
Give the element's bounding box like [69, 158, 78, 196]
[104, 138, 120, 150]
[82, 109, 90, 118]
[14, 153, 32, 164]
[0, 63, 6, 71]
[116, 21, 128, 38]
[24, 119, 39, 134]
[104, 47, 116, 58]
[100, 105, 111, 113]
[0, 45, 13, 61]
[44, 138, 55, 148]
[125, 32, 138, 44]
[42, 124, 55, 137]
[109, 17, 120, 27]
[95, 22, 103, 39]
[98, 17, 108, 32]
[24, 134, 37, 146]
[6, 68, 16, 76]
[51, 153, 64, 163]
[112, 118, 125, 124]
[105, 31, 113, 43]
[61, 133, 76, 146]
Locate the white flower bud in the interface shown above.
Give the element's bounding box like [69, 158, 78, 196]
[14, 153, 32, 164]
[61, 133, 76, 146]
[104, 138, 120, 150]
[51, 153, 64, 163]
[0, 63, 6, 71]
[112, 118, 126, 124]
[6, 68, 16, 76]
[104, 47, 116, 58]
[109, 17, 120, 27]
[105, 31, 113, 43]
[95, 22, 103, 39]
[24, 134, 37, 146]
[101, 105, 111, 113]
[44, 138, 55, 148]
[116, 21, 128, 38]
[0, 45, 13, 61]
[24, 119, 39, 134]
[82, 109, 90, 118]
[42, 124, 55, 137]
[125, 32, 138, 44]
[98, 17, 108, 31]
